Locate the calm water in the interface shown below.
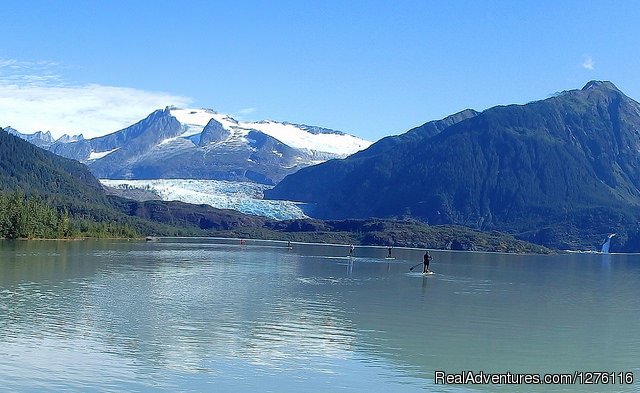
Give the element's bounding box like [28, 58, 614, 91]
[0, 239, 639, 392]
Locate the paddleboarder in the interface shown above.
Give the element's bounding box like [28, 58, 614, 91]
[423, 250, 432, 273]
[349, 244, 355, 257]
[387, 245, 393, 258]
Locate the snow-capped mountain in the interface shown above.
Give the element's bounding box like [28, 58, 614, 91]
[168, 108, 367, 157]
[34, 107, 371, 184]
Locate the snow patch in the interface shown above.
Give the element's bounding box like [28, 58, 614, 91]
[88, 147, 119, 160]
[168, 107, 371, 156]
[170, 108, 215, 138]
[240, 120, 370, 155]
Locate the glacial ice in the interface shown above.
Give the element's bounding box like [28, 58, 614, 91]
[100, 179, 308, 220]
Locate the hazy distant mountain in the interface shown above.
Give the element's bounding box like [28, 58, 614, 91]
[5, 127, 55, 148]
[21, 107, 371, 185]
[6, 127, 85, 149]
[54, 133, 84, 144]
[266, 81, 640, 250]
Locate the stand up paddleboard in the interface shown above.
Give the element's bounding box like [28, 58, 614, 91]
[422, 271, 435, 276]
[385, 257, 396, 260]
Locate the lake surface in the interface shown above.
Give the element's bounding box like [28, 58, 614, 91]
[0, 238, 639, 392]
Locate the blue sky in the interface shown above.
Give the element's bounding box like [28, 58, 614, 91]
[2, 1, 639, 140]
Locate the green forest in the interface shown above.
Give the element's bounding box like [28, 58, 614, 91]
[0, 192, 138, 239]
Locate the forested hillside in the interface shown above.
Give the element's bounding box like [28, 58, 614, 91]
[267, 81, 640, 251]
[0, 128, 105, 209]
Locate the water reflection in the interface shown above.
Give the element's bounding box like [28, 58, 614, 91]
[421, 275, 429, 296]
[1, 239, 639, 392]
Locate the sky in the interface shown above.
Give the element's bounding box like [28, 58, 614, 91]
[2, 1, 640, 140]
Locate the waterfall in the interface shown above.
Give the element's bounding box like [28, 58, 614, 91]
[601, 233, 616, 253]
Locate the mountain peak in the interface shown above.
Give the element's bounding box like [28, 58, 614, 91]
[582, 80, 619, 92]
[55, 133, 84, 144]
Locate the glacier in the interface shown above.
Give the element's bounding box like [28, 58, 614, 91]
[100, 179, 309, 220]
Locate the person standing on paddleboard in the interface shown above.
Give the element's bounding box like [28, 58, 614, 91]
[423, 251, 432, 273]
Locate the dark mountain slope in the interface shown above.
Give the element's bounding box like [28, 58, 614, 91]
[0, 129, 106, 208]
[267, 81, 640, 250]
[351, 108, 478, 159]
[266, 108, 480, 210]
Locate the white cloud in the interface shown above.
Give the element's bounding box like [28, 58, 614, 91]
[0, 59, 192, 139]
[233, 107, 257, 121]
[236, 107, 257, 115]
[582, 55, 595, 70]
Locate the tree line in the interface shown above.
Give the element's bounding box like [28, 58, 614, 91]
[0, 192, 138, 239]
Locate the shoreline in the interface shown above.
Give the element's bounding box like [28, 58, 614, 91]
[4, 236, 633, 255]
[1, 236, 142, 241]
[132, 235, 556, 256]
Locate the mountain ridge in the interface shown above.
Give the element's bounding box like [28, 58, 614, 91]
[11, 107, 371, 185]
[0, 125, 549, 252]
[266, 81, 640, 251]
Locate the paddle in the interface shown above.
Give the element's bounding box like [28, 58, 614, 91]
[409, 263, 422, 271]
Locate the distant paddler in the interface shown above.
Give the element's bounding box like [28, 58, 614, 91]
[349, 244, 355, 257]
[385, 245, 396, 260]
[423, 250, 432, 273]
